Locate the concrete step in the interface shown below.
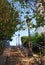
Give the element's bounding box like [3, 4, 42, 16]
[0, 56, 7, 65]
[6, 56, 38, 65]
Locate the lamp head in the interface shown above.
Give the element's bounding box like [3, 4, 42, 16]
[26, 17, 32, 23]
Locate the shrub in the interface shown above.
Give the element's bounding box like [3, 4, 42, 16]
[21, 32, 44, 54]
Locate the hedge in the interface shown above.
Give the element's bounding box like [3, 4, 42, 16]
[21, 33, 44, 54]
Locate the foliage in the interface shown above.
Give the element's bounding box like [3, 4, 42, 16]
[31, 32, 44, 46]
[0, 0, 21, 41]
[21, 32, 44, 53]
[21, 32, 44, 46]
[21, 36, 29, 48]
[32, 46, 39, 54]
[12, 0, 45, 30]
[32, 0, 45, 30]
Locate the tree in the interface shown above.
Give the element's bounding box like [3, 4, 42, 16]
[11, 0, 45, 56]
[0, 0, 21, 41]
[21, 32, 44, 54]
[32, 1, 45, 29]
[11, 0, 45, 43]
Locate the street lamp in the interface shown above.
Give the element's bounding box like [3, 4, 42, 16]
[16, 36, 17, 46]
[26, 17, 32, 48]
[18, 33, 20, 46]
[26, 17, 33, 56]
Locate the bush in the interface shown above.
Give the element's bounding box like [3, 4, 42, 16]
[21, 32, 44, 54]
[21, 36, 29, 48]
[32, 46, 39, 54]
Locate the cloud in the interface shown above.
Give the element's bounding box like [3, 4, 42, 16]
[36, 26, 45, 33]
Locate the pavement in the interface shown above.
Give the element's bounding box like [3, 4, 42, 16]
[0, 46, 44, 65]
[0, 55, 7, 65]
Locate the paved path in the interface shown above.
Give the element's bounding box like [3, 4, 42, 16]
[3, 46, 38, 65]
[0, 47, 11, 65]
[1, 46, 44, 65]
[3, 48, 11, 57]
[0, 55, 7, 65]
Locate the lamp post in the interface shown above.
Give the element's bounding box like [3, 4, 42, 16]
[16, 36, 17, 46]
[26, 17, 32, 47]
[18, 33, 20, 46]
[26, 17, 33, 56]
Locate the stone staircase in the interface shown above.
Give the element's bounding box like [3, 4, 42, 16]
[5, 46, 38, 65]
[0, 46, 44, 65]
[0, 56, 7, 65]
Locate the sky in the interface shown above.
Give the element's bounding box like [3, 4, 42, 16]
[10, 28, 36, 46]
[9, 0, 35, 46]
[8, 0, 45, 46]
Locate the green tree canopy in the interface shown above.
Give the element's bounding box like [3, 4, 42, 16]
[21, 32, 44, 47]
[0, 0, 21, 41]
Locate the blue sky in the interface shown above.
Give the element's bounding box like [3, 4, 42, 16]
[9, 0, 45, 46]
[10, 28, 35, 46]
[9, 1, 35, 46]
